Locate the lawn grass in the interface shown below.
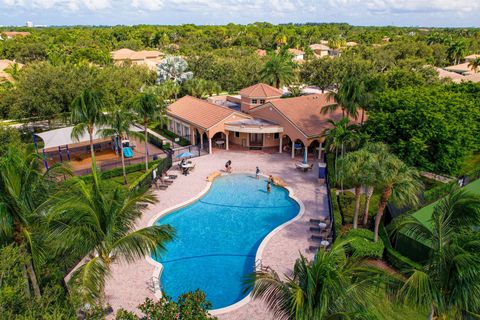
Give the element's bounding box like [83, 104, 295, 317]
[102, 170, 146, 191]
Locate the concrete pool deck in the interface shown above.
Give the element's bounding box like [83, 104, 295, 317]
[104, 150, 330, 319]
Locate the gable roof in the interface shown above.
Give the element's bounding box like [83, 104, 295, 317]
[444, 62, 473, 74]
[239, 83, 283, 98]
[111, 48, 163, 61]
[167, 96, 250, 130]
[1, 31, 30, 37]
[309, 44, 330, 51]
[435, 67, 465, 83]
[250, 94, 360, 138]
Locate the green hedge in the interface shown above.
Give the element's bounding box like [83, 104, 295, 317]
[129, 156, 172, 191]
[385, 247, 422, 272]
[81, 159, 164, 182]
[152, 125, 190, 147]
[344, 228, 384, 259]
[326, 153, 336, 187]
[331, 188, 343, 238]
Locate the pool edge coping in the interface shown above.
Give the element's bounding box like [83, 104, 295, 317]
[144, 172, 306, 316]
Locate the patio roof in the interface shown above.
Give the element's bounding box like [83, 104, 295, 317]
[35, 125, 142, 150]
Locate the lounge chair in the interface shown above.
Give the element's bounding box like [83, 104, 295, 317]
[309, 245, 319, 252]
[311, 235, 324, 242]
[168, 174, 178, 179]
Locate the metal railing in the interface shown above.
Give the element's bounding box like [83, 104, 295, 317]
[325, 166, 336, 242]
[170, 145, 208, 161]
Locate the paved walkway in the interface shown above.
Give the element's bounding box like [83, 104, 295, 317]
[104, 150, 329, 319]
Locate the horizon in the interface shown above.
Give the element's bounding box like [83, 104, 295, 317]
[1, 0, 479, 28]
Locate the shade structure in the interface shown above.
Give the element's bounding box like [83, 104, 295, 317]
[176, 152, 194, 159]
[34, 125, 143, 150]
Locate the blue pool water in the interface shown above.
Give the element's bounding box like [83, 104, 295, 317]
[154, 174, 299, 309]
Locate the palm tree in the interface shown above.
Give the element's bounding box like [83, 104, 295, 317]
[0, 148, 68, 298]
[359, 142, 390, 226]
[468, 57, 480, 73]
[245, 240, 389, 319]
[156, 56, 193, 99]
[373, 152, 422, 242]
[322, 118, 360, 186]
[100, 107, 143, 185]
[447, 39, 467, 65]
[338, 149, 373, 229]
[322, 75, 367, 121]
[131, 93, 166, 171]
[260, 52, 295, 89]
[71, 89, 106, 159]
[394, 190, 480, 318]
[47, 162, 175, 307]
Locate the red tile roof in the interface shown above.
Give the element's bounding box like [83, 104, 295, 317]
[167, 96, 249, 130]
[1, 31, 30, 37]
[252, 94, 361, 137]
[239, 83, 283, 98]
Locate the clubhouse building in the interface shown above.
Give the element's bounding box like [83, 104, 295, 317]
[167, 83, 359, 160]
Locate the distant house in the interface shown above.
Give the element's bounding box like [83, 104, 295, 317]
[309, 44, 330, 58]
[287, 48, 304, 62]
[0, 31, 30, 40]
[0, 59, 23, 82]
[345, 41, 358, 47]
[444, 62, 475, 75]
[434, 67, 465, 83]
[110, 48, 164, 70]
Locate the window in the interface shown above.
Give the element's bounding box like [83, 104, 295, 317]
[184, 125, 190, 138]
[273, 133, 280, 140]
[252, 99, 258, 104]
[175, 122, 182, 135]
[168, 119, 174, 131]
[259, 99, 265, 104]
[234, 132, 240, 138]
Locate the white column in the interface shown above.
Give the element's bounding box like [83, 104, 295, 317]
[208, 138, 212, 154]
[304, 147, 308, 163]
[318, 142, 323, 161]
[200, 133, 204, 150]
[279, 136, 283, 153]
[291, 142, 295, 159]
[226, 131, 229, 150]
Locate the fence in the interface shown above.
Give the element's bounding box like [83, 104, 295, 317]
[73, 153, 165, 176]
[325, 166, 336, 242]
[170, 145, 208, 161]
[130, 154, 173, 191]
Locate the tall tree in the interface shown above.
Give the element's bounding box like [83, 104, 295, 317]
[0, 148, 66, 298]
[245, 240, 388, 320]
[447, 39, 467, 65]
[394, 189, 480, 318]
[373, 150, 422, 242]
[338, 149, 373, 229]
[131, 92, 166, 171]
[100, 107, 142, 185]
[156, 56, 193, 99]
[71, 89, 106, 159]
[47, 162, 175, 307]
[260, 52, 295, 89]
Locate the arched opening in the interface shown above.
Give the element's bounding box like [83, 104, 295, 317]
[211, 131, 226, 149]
[292, 139, 305, 159]
[308, 140, 320, 158]
[281, 134, 293, 153]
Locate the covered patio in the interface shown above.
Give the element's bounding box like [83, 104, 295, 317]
[34, 126, 165, 174]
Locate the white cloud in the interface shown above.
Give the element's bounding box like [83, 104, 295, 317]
[329, 0, 480, 14]
[132, 0, 164, 11]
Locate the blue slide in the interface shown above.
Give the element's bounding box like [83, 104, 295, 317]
[123, 147, 134, 158]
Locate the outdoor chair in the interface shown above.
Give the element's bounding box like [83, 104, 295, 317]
[168, 174, 178, 179]
[309, 245, 319, 252]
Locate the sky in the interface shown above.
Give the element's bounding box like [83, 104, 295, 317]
[0, 0, 479, 27]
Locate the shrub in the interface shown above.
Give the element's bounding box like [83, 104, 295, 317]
[115, 290, 217, 320]
[338, 191, 356, 224]
[152, 125, 190, 147]
[344, 228, 384, 259]
[423, 181, 457, 204]
[385, 247, 422, 273]
[331, 188, 343, 238]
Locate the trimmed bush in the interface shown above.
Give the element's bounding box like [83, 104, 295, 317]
[152, 125, 190, 147]
[331, 188, 343, 237]
[344, 228, 384, 259]
[385, 247, 422, 273]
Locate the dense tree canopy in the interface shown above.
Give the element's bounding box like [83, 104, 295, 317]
[364, 83, 480, 175]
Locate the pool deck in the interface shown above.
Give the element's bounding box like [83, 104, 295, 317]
[104, 150, 329, 319]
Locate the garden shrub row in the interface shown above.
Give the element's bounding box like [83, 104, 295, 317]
[344, 228, 384, 259]
[152, 125, 190, 147]
[81, 159, 164, 182]
[330, 188, 343, 238]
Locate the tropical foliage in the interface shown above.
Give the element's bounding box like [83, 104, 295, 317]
[393, 189, 480, 318]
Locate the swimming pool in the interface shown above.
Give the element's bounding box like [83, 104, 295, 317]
[153, 174, 300, 310]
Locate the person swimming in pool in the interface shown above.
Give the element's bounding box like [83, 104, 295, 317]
[267, 181, 271, 193]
